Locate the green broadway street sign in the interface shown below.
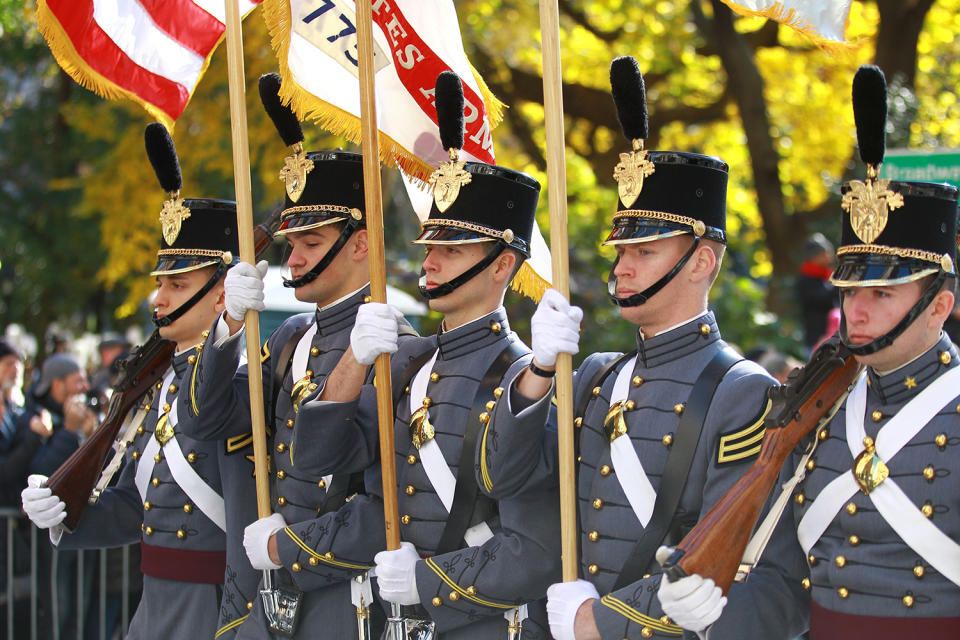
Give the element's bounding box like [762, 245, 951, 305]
[881, 149, 960, 189]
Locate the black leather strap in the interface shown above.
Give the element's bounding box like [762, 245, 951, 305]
[608, 237, 701, 308]
[392, 348, 437, 411]
[271, 323, 312, 424]
[152, 260, 229, 327]
[613, 347, 741, 589]
[435, 340, 527, 555]
[574, 351, 637, 463]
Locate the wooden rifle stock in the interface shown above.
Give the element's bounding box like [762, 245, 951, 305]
[46, 206, 284, 532]
[661, 341, 861, 592]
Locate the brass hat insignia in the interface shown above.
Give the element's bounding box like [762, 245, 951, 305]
[841, 178, 904, 244]
[429, 159, 472, 213]
[279, 143, 315, 203]
[613, 147, 656, 208]
[159, 196, 191, 245]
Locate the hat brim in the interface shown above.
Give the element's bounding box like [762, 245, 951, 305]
[412, 227, 498, 245]
[830, 256, 939, 287]
[602, 219, 692, 246]
[273, 211, 352, 237]
[150, 258, 221, 277]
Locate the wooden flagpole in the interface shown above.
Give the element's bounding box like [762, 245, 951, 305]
[223, 0, 271, 519]
[356, 0, 401, 552]
[538, 0, 578, 582]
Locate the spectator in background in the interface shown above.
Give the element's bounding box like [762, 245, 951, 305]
[756, 349, 803, 384]
[88, 332, 129, 397]
[26, 353, 96, 477]
[796, 232, 839, 352]
[1, 339, 51, 506]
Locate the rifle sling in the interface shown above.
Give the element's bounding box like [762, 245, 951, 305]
[613, 347, 741, 590]
[434, 340, 527, 555]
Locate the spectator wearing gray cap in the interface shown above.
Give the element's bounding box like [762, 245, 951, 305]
[26, 353, 97, 477]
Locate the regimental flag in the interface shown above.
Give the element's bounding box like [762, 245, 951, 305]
[263, 0, 551, 299]
[720, 0, 852, 52]
[36, 0, 262, 128]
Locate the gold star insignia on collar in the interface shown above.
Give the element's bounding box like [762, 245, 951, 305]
[904, 377, 917, 389]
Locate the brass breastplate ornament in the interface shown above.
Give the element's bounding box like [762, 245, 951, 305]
[290, 373, 317, 413]
[852, 436, 889, 494]
[603, 401, 629, 443]
[154, 404, 175, 446]
[409, 401, 436, 449]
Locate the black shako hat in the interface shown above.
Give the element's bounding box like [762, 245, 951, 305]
[413, 72, 539, 258]
[259, 74, 365, 237]
[603, 56, 727, 246]
[144, 123, 238, 276]
[831, 65, 958, 287]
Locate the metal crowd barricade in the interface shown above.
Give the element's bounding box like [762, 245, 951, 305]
[0, 507, 140, 640]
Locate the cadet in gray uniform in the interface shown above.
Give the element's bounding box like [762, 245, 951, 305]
[21, 123, 260, 639]
[475, 57, 808, 640]
[174, 74, 403, 639]
[784, 66, 959, 639]
[281, 71, 557, 639]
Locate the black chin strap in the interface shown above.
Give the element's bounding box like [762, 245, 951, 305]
[418, 241, 507, 300]
[608, 236, 701, 307]
[283, 218, 362, 289]
[840, 271, 947, 356]
[153, 261, 229, 328]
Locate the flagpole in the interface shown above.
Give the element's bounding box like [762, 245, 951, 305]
[223, 0, 271, 520]
[355, 0, 400, 554]
[538, 0, 577, 583]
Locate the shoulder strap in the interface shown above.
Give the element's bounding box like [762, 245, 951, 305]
[613, 347, 741, 589]
[393, 348, 437, 411]
[434, 340, 528, 555]
[574, 351, 637, 462]
[271, 323, 312, 423]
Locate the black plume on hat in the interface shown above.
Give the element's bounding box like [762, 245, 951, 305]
[610, 56, 648, 141]
[852, 65, 887, 168]
[259, 73, 304, 147]
[435, 71, 465, 152]
[144, 123, 182, 193]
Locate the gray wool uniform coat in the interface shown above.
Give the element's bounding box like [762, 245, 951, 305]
[478, 312, 811, 640]
[284, 308, 557, 640]
[56, 346, 260, 640]
[790, 333, 960, 632]
[176, 286, 413, 640]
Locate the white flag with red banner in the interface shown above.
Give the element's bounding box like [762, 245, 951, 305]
[262, 0, 552, 299]
[719, 0, 852, 51]
[36, 0, 262, 128]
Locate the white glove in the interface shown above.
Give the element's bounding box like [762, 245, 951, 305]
[546, 579, 600, 640]
[374, 541, 420, 605]
[656, 546, 726, 633]
[531, 289, 583, 367]
[351, 303, 404, 366]
[243, 513, 286, 570]
[22, 475, 66, 529]
[224, 260, 268, 322]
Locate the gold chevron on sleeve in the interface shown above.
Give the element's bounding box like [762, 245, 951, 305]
[717, 398, 771, 464]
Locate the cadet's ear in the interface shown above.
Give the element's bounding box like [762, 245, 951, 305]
[927, 288, 955, 329]
[491, 249, 518, 285]
[688, 242, 717, 284]
[352, 229, 369, 261]
[213, 281, 226, 314]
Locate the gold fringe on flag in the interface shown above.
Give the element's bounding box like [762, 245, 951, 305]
[511, 262, 550, 302]
[719, 0, 855, 54]
[261, 0, 504, 184]
[35, 0, 226, 129]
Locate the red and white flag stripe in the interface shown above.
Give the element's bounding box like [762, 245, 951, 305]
[37, 0, 261, 127]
